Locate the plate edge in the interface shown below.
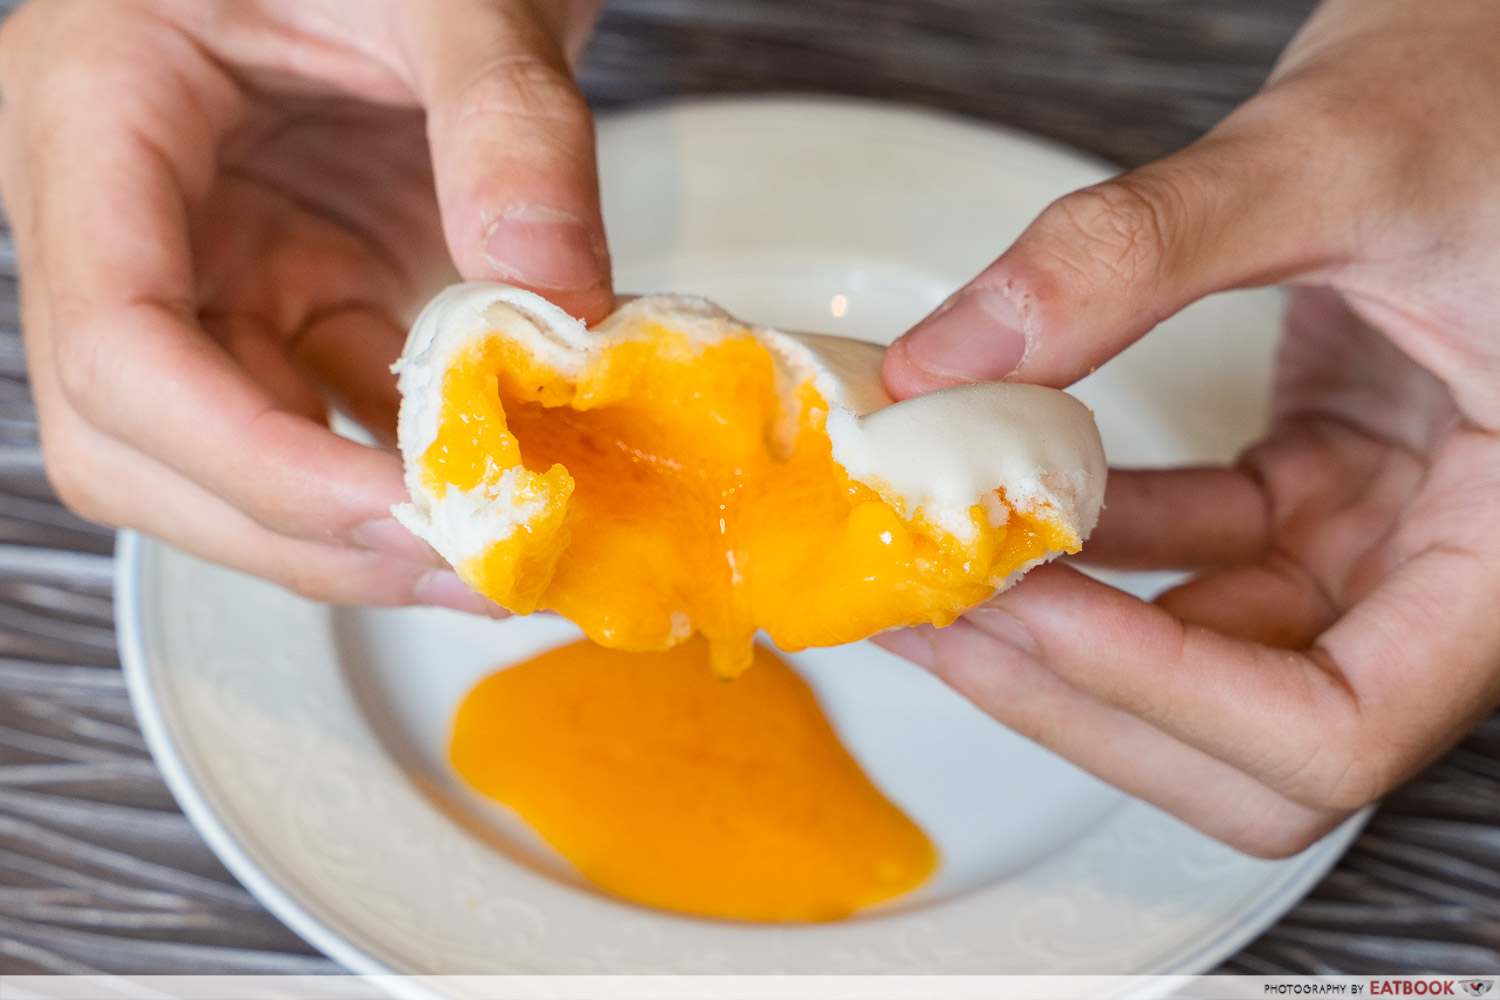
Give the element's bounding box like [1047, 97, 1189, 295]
[114, 529, 405, 980]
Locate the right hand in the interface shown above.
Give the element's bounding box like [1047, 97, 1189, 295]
[877, 0, 1500, 854]
[0, 0, 611, 611]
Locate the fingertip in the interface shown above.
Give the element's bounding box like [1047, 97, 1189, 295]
[462, 204, 613, 323]
[962, 603, 1040, 654]
[881, 336, 962, 399]
[870, 626, 937, 669]
[547, 283, 616, 326]
[883, 285, 1031, 398]
[414, 569, 512, 618]
[478, 204, 609, 294]
[985, 562, 1111, 631]
[352, 517, 444, 567]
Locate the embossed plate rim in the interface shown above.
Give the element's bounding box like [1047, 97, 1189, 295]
[118, 525, 1371, 985]
[117, 529, 400, 978]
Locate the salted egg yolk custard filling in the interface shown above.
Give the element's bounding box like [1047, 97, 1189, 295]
[452, 638, 937, 922]
[394, 283, 1106, 677]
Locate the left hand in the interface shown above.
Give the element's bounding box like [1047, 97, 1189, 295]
[0, 0, 611, 610]
[876, 0, 1500, 856]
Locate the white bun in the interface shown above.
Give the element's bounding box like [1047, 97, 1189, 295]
[392, 282, 1106, 581]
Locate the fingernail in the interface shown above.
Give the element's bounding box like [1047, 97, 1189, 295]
[483, 206, 605, 291]
[964, 604, 1038, 654]
[353, 518, 442, 565]
[415, 569, 511, 619]
[870, 626, 937, 669]
[903, 289, 1028, 382]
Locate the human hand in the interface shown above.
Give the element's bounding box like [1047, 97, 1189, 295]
[0, 0, 610, 610]
[878, 0, 1500, 855]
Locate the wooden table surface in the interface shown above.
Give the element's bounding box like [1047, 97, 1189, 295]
[1, 0, 1498, 976]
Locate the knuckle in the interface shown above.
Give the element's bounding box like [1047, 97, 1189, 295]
[0, 0, 78, 88]
[0, 4, 31, 88]
[450, 56, 588, 131]
[1324, 747, 1401, 812]
[277, 554, 412, 608]
[1253, 650, 1401, 814]
[1035, 173, 1188, 291]
[50, 317, 110, 424]
[39, 433, 112, 527]
[277, 563, 342, 604]
[1278, 734, 1396, 813]
[5, 1, 128, 99]
[1222, 803, 1346, 860]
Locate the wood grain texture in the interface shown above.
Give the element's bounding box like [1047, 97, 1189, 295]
[1, 0, 1498, 977]
[581, 0, 1313, 166]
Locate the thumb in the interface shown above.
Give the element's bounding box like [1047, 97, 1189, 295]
[400, 0, 612, 323]
[883, 124, 1348, 396]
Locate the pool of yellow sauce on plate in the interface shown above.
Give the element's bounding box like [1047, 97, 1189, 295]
[450, 637, 937, 922]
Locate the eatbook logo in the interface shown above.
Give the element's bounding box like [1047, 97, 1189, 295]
[1462, 982, 1494, 998]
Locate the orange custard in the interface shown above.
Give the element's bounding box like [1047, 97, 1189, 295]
[423, 325, 1072, 678]
[451, 638, 937, 922]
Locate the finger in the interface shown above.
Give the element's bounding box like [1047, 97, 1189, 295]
[30, 310, 440, 576]
[202, 310, 329, 426]
[985, 553, 1500, 811]
[18, 36, 419, 550]
[288, 303, 407, 449]
[977, 563, 1367, 806]
[36, 382, 501, 612]
[1315, 432, 1500, 776]
[1080, 467, 1270, 570]
[57, 298, 418, 549]
[1153, 557, 1337, 648]
[883, 107, 1359, 397]
[397, 0, 612, 322]
[873, 620, 1347, 857]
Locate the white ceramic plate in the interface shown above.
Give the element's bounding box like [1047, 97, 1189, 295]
[118, 97, 1365, 980]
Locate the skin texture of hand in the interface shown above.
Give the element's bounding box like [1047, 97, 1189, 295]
[0, 0, 610, 611]
[879, 0, 1500, 856]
